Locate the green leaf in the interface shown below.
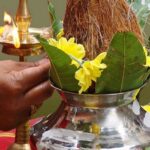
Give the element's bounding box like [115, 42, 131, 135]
[52, 20, 63, 36]
[96, 32, 148, 93]
[138, 72, 150, 106]
[37, 36, 80, 92]
[48, 3, 57, 20]
[48, 2, 63, 36]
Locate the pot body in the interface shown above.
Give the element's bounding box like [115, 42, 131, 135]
[31, 88, 150, 150]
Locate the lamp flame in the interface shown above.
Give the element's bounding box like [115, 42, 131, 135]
[4, 12, 12, 24]
[12, 25, 20, 48]
[4, 12, 20, 48]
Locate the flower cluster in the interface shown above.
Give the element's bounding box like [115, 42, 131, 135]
[75, 53, 107, 94]
[48, 36, 107, 94]
[48, 37, 85, 67]
[46, 29, 150, 95]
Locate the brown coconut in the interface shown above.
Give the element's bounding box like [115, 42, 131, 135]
[63, 0, 143, 59]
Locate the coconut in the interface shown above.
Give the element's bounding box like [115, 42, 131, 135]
[64, 0, 143, 59]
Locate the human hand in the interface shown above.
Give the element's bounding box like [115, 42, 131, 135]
[0, 59, 53, 130]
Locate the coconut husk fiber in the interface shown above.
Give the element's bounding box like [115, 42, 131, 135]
[63, 0, 143, 59]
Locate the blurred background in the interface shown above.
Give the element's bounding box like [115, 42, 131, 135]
[0, 0, 66, 117]
[0, 0, 66, 27]
[0, 0, 149, 118]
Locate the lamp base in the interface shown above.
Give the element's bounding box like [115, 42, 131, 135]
[7, 143, 31, 150]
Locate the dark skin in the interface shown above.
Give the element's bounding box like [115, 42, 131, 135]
[0, 59, 53, 131]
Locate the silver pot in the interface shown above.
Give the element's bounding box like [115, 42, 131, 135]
[31, 85, 150, 150]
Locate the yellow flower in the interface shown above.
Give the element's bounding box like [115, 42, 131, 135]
[142, 105, 150, 112]
[143, 47, 150, 67]
[132, 89, 140, 101]
[56, 28, 64, 39]
[48, 37, 85, 67]
[75, 53, 107, 94]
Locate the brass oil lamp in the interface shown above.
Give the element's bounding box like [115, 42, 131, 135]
[1, 0, 43, 60]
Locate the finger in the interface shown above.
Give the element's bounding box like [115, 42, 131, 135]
[14, 59, 50, 92]
[23, 80, 53, 107]
[15, 62, 38, 71]
[14, 58, 50, 71]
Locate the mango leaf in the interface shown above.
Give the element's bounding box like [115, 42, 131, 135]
[37, 36, 80, 92]
[48, 2, 57, 20]
[48, 2, 63, 36]
[96, 32, 148, 94]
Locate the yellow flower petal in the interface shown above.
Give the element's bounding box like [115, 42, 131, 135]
[68, 37, 75, 43]
[143, 47, 150, 67]
[143, 47, 148, 56]
[142, 105, 150, 112]
[99, 63, 107, 69]
[146, 56, 150, 67]
[94, 52, 107, 63]
[48, 38, 57, 46]
[132, 89, 140, 100]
